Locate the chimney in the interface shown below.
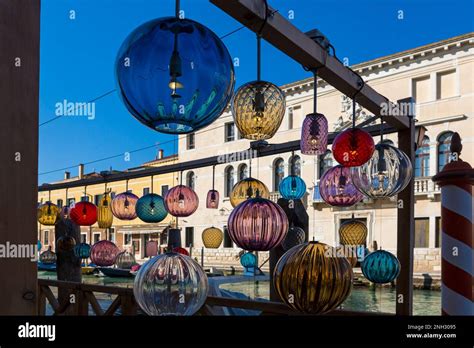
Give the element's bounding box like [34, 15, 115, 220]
[157, 149, 164, 160]
[78, 164, 84, 179]
[64, 171, 70, 180]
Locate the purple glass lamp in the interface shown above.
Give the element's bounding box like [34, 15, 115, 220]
[319, 165, 364, 207]
[301, 69, 328, 155]
[164, 185, 199, 217]
[206, 166, 219, 209]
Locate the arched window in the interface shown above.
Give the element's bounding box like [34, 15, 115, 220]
[238, 164, 248, 181]
[224, 166, 235, 197]
[415, 136, 430, 177]
[186, 171, 195, 190]
[319, 150, 333, 179]
[437, 132, 453, 172]
[273, 158, 285, 191]
[289, 155, 301, 176]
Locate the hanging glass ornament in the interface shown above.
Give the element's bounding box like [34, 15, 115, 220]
[351, 143, 413, 198]
[279, 175, 306, 200]
[300, 70, 328, 155]
[133, 252, 208, 316]
[37, 202, 60, 226]
[164, 185, 199, 217]
[361, 249, 400, 284]
[229, 177, 269, 208]
[39, 247, 57, 264]
[111, 192, 139, 220]
[90, 240, 120, 267]
[240, 252, 257, 268]
[332, 128, 375, 167]
[228, 196, 288, 251]
[70, 201, 98, 226]
[172, 247, 189, 256]
[232, 81, 285, 140]
[136, 193, 168, 223]
[74, 243, 91, 259]
[273, 242, 353, 314]
[339, 219, 368, 246]
[202, 227, 223, 249]
[281, 226, 306, 251]
[56, 235, 76, 252]
[115, 251, 137, 269]
[115, 13, 235, 135]
[319, 165, 364, 206]
[206, 166, 219, 209]
[97, 191, 114, 228]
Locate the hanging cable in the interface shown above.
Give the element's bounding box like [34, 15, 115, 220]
[256, 0, 269, 82]
[151, 175, 154, 194]
[175, 0, 180, 18]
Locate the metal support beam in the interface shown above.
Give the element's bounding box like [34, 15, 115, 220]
[38, 123, 395, 192]
[210, 0, 411, 130]
[396, 97, 416, 315]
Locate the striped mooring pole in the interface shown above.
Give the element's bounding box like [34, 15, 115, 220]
[432, 132, 473, 316]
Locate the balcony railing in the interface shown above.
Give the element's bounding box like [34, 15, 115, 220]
[414, 176, 440, 197]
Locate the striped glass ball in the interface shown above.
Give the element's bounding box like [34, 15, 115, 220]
[74, 243, 91, 259]
[228, 197, 288, 251]
[37, 202, 60, 226]
[136, 193, 168, 223]
[115, 251, 136, 269]
[70, 201, 98, 226]
[351, 143, 413, 198]
[231, 80, 285, 141]
[240, 252, 257, 268]
[230, 177, 270, 208]
[274, 242, 353, 314]
[320, 165, 364, 207]
[339, 219, 368, 246]
[279, 175, 306, 200]
[111, 192, 139, 220]
[164, 185, 199, 217]
[281, 226, 306, 251]
[133, 252, 208, 316]
[202, 227, 223, 249]
[90, 240, 120, 267]
[97, 193, 113, 228]
[361, 250, 400, 284]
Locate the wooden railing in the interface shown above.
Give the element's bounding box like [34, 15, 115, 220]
[38, 279, 391, 316]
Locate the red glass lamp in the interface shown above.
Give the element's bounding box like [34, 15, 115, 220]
[332, 128, 375, 167]
[70, 201, 98, 226]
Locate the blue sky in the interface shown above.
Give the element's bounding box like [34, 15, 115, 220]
[38, 0, 473, 184]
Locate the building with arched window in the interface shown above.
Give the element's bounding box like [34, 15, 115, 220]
[415, 136, 430, 177]
[437, 132, 453, 173]
[186, 171, 196, 190]
[238, 163, 248, 181]
[224, 166, 234, 197]
[273, 158, 285, 191]
[289, 155, 301, 176]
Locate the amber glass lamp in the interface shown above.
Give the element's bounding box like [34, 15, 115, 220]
[37, 200, 60, 226]
[230, 177, 269, 208]
[273, 241, 353, 314]
[202, 227, 223, 249]
[339, 218, 368, 246]
[97, 190, 114, 228]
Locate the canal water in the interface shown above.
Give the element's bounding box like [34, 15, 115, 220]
[38, 271, 441, 315]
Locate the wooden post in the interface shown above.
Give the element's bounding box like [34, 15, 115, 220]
[55, 219, 82, 315]
[396, 97, 416, 315]
[0, 0, 40, 315]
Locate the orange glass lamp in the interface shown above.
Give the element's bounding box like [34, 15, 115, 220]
[339, 217, 368, 246]
[97, 190, 114, 229]
[202, 227, 223, 249]
[230, 177, 269, 208]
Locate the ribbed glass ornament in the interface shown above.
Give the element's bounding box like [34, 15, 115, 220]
[240, 252, 257, 268]
[300, 113, 328, 155]
[97, 193, 113, 228]
[74, 243, 91, 259]
[229, 177, 270, 208]
[39, 247, 57, 264]
[56, 235, 76, 252]
[115, 251, 136, 269]
[37, 202, 60, 226]
[136, 193, 168, 223]
[281, 226, 306, 251]
[202, 227, 223, 248]
[206, 189, 219, 209]
[164, 185, 199, 217]
[319, 165, 364, 207]
[361, 250, 400, 284]
[339, 219, 368, 246]
[111, 192, 139, 220]
[133, 252, 208, 316]
[227, 197, 288, 251]
[273, 242, 353, 314]
[231, 80, 285, 140]
[332, 128, 375, 167]
[116, 17, 235, 134]
[90, 240, 120, 267]
[351, 143, 413, 198]
[279, 175, 306, 200]
[70, 201, 98, 226]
